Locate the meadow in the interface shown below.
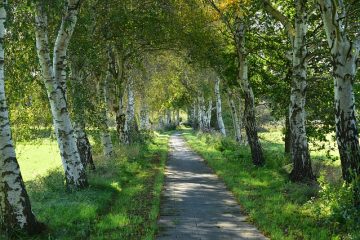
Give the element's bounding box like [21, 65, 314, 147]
[3, 132, 169, 240]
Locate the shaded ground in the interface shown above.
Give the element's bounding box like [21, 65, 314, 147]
[157, 133, 268, 240]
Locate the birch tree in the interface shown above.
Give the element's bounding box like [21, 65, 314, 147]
[317, 0, 360, 200]
[34, 0, 88, 189]
[227, 88, 242, 142]
[0, 1, 44, 234]
[263, 0, 315, 181]
[123, 74, 137, 144]
[69, 62, 95, 170]
[98, 73, 114, 158]
[215, 77, 226, 136]
[206, 0, 265, 165]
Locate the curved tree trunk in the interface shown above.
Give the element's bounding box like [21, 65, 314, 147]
[215, 77, 226, 136]
[0, 2, 44, 234]
[289, 0, 314, 182]
[234, 19, 264, 166]
[35, 1, 88, 189]
[318, 0, 360, 190]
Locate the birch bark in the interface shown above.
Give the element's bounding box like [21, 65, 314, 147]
[205, 100, 212, 130]
[318, 0, 360, 183]
[99, 74, 114, 158]
[227, 89, 242, 142]
[191, 100, 198, 129]
[197, 95, 205, 131]
[124, 76, 136, 144]
[289, 0, 314, 181]
[139, 95, 150, 130]
[0, 2, 44, 234]
[264, 0, 314, 180]
[70, 63, 95, 170]
[34, 1, 87, 189]
[215, 77, 226, 136]
[234, 18, 264, 166]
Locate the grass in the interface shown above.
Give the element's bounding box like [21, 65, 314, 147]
[3, 132, 169, 240]
[16, 140, 61, 181]
[181, 128, 358, 240]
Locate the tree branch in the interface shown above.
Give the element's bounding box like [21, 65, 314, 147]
[262, 0, 295, 39]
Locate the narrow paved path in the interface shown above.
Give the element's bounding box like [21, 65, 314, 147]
[157, 133, 268, 240]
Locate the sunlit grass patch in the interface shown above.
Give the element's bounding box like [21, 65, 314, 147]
[16, 140, 61, 181]
[7, 132, 169, 240]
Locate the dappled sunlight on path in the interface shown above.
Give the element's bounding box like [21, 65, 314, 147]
[157, 133, 268, 240]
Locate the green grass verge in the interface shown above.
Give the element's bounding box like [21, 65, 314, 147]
[181, 129, 358, 240]
[4, 132, 169, 240]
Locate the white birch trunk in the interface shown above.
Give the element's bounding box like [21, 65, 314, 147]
[165, 109, 172, 126]
[139, 95, 150, 130]
[227, 89, 242, 142]
[318, 0, 360, 184]
[263, 0, 314, 180]
[234, 19, 264, 165]
[99, 75, 114, 158]
[69, 61, 95, 170]
[289, 0, 314, 181]
[124, 76, 135, 144]
[215, 77, 226, 136]
[190, 100, 197, 128]
[197, 96, 205, 131]
[34, 1, 87, 189]
[0, 2, 44, 234]
[205, 100, 212, 130]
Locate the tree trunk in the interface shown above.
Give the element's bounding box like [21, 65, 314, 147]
[158, 115, 164, 130]
[190, 100, 198, 129]
[124, 76, 136, 144]
[197, 95, 206, 131]
[175, 109, 180, 126]
[74, 123, 95, 170]
[99, 74, 114, 158]
[116, 95, 126, 142]
[35, 1, 88, 189]
[227, 89, 242, 142]
[204, 100, 212, 130]
[289, 0, 315, 182]
[139, 95, 150, 130]
[165, 109, 172, 126]
[0, 3, 44, 234]
[284, 110, 292, 154]
[318, 0, 360, 185]
[215, 77, 226, 136]
[234, 19, 264, 166]
[70, 62, 95, 170]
